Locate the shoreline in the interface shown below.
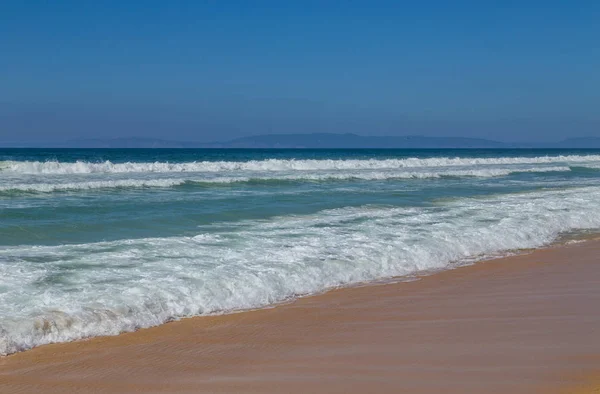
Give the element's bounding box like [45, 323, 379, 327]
[2, 240, 600, 393]
[1, 233, 593, 358]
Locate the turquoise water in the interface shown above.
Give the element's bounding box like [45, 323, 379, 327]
[2, 148, 600, 355]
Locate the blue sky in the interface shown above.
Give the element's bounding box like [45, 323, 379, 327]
[1, 1, 598, 144]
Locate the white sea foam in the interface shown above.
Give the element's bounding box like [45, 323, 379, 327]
[1, 155, 600, 174]
[1, 186, 600, 355]
[0, 178, 188, 193]
[0, 166, 573, 193]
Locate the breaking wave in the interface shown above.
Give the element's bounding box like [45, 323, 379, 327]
[1, 155, 600, 174]
[0, 166, 572, 193]
[1, 186, 600, 355]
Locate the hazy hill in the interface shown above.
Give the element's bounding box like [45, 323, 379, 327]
[17, 134, 510, 148]
[59, 134, 508, 149]
[64, 137, 194, 148]
[553, 137, 600, 148]
[3, 133, 600, 148]
[205, 133, 509, 148]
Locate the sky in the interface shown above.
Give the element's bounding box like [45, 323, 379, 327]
[1, 0, 599, 144]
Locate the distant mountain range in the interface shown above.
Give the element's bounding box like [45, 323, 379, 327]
[3, 134, 600, 149]
[203, 134, 509, 149]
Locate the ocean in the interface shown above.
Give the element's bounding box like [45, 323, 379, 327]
[1, 148, 600, 356]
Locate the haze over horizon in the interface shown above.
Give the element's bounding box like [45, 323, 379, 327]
[1, 1, 599, 145]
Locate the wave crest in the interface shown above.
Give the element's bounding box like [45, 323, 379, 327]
[2, 155, 600, 174]
[0, 166, 573, 193]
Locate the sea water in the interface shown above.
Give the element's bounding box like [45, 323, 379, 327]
[1, 148, 600, 355]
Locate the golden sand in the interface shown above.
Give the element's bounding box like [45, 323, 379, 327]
[1, 241, 600, 393]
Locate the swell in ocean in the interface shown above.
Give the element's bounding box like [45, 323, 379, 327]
[0, 166, 578, 194]
[2, 153, 600, 194]
[2, 154, 600, 174]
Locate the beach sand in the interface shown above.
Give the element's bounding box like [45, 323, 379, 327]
[1, 240, 600, 393]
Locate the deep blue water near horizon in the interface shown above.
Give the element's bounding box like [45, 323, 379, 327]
[2, 148, 600, 355]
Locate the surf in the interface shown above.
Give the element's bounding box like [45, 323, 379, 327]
[2, 185, 600, 355]
[2, 154, 600, 174]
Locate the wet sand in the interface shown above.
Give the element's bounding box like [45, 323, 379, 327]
[1, 240, 600, 393]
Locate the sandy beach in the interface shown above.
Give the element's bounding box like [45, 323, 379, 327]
[1, 240, 600, 394]
[3, 1, 600, 392]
